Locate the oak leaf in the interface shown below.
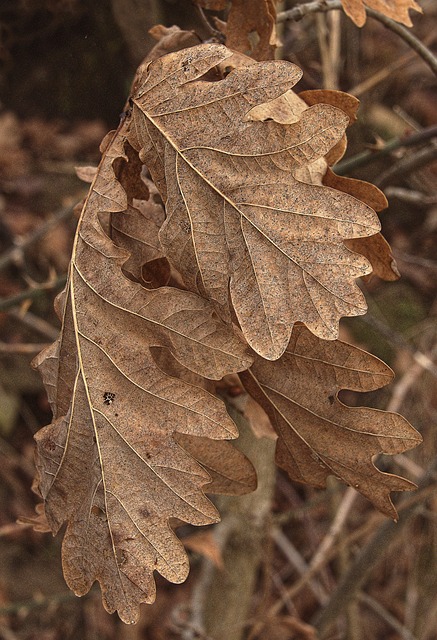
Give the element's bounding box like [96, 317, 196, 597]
[225, 0, 278, 60]
[31, 42, 422, 622]
[251, 86, 399, 283]
[129, 44, 381, 360]
[240, 325, 422, 519]
[341, 0, 422, 27]
[32, 118, 252, 623]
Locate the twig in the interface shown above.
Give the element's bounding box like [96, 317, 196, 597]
[334, 125, 437, 175]
[315, 9, 341, 90]
[269, 486, 357, 616]
[271, 528, 329, 605]
[0, 274, 66, 312]
[0, 202, 77, 273]
[0, 342, 49, 355]
[194, 3, 225, 41]
[376, 144, 437, 188]
[0, 521, 33, 537]
[358, 592, 418, 640]
[394, 250, 437, 271]
[277, 1, 437, 77]
[8, 308, 59, 341]
[388, 344, 437, 414]
[349, 32, 437, 97]
[312, 456, 437, 637]
[359, 303, 437, 379]
[384, 187, 437, 206]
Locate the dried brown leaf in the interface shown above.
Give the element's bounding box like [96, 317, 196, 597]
[341, 0, 422, 27]
[243, 395, 276, 440]
[177, 434, 257, 496]
[17, 502, 51, 533]
[130, 44, 380, 359]
[32, 42, 421, 622]
[32, 118, 252, 623]
[110, 147, 165, 284]
[323, 170, 399, 281]
[183, 530, 223, 569]
[345, 235, 400, 281]
[299, 89, 359, 164]
[241, 325, 421, 519]
[250, 88, 398, 283]
[225, 0, 278, 60]
[323, 169, 388, 212]
[75, 165, 97, 183]
[147, 25, 201, 63]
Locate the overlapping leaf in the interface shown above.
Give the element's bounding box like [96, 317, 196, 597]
[241, 325, 422, 519]
[130, 44, 381, 360]
[225, 0, 278, 60]
[31, 42, 423, 622]
[341, 0, 422, 27]
[33, 117, 253, 622]
[250, 86, 399, 282]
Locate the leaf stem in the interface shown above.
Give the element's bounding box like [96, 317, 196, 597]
[277, 1, 437, 77]
[0, 274, 66, 312]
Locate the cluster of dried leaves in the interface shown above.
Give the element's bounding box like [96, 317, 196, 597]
[197, 0, 422, 33]
[31, 0, 425, 625]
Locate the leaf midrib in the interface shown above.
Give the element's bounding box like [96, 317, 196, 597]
[134, 100, 373, 306]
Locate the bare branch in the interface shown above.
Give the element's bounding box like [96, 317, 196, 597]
[277, 1, 437, 76]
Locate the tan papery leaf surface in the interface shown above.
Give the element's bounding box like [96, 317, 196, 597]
[31, 42, 422, 621]
[130, 44, 381, 360]
[75, 165, 97, 183]
[32, 117, 253, 623]
[251, 86, 399, 282]
[341, 0, 422, 27]
[241, 325, 421, 519]
[177, 434, 257, 495]
[225, 0, 278, 60]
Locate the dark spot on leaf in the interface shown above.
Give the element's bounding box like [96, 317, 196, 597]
[103, 391, 115, 405]
[44, 439, 57, 452]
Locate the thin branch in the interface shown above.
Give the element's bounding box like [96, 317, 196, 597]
[0, 274, 67, 312]
[0, 342, 49, 355]
[376, 144, 437, 188]
[358, 592, 418, 640]
[194, 3, 225, 41]
[270, 486, 357, 616]
[394, 250, 437, 271]
[271, 528, 329, 605]
[277, 1, 437, 77]
[8, 308, 59, 341]
[334, 125, 437, 175]
[384, 187, 437, 206]
[0, 202, 77, 273]
[357, 294, 437, 379]
[313, 456, 437, 637]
